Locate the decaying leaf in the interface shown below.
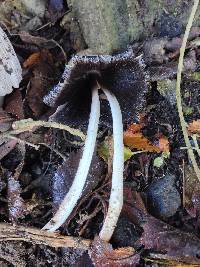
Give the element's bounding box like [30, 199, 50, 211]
[188, 119, 200, 134]
[0, 26, 22, 97]
[138, 216, 200, 265]
[89, 237, 140, 267]
[5, 89, 24, 119]
[52, 151, 104, 212]
[23, 52, 42, 68]
[124, 123, 169, 153]
[25, 49, 55, 117]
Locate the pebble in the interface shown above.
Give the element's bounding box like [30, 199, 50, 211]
[145, 174, 181, 220]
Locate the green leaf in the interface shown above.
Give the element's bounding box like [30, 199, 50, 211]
[98, 139, 133, 163]
[153, 156, 164, 168]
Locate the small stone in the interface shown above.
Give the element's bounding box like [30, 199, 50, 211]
[145, 174, 181, 220]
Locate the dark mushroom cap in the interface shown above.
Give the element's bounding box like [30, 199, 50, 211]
[44, 48, 148, 129]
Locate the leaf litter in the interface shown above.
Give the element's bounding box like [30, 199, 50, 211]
[0, 1, 200, 266]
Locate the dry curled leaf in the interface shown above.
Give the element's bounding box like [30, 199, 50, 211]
[25, 49, 55, 117]
[124, 123, 169, 153]
[52, 151, 103, 211]
[138, 216, 200, 265]
[5, 89, 24, 119]
[188, 119, 200, 134]
[89, 237, 140, 267]
[23, 52, 41, 68]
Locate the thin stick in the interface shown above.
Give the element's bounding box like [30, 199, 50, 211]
[12, 118, 85, 141]
[7, 135, 40, 150]
[42, 87, 100, 232]
[99, 88, 124, 242]
[0, 223, 91, 250]
[176, 0, 200, 181]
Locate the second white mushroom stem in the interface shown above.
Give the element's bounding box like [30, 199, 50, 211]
[99, 88, 124, 241]
[43, 86, 124, 242]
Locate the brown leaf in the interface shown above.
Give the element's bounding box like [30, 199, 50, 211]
[124, 124, 169, 153]
[19, 31, 58, 49]
[89, 237, 140, 267]
[188, 120, 200, 134]
[138, 216, 200, 265]
[26, 49, 55, 117]
[52, 151, 104, 212]
[5, 89, 24, 119]
[23, 52, 41, 68]
[122, 186, 147, 226]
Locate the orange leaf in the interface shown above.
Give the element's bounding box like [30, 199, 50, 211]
[124, 124, 169, 153]
[188, 119, 200, 134]
[23, 52, 41, 68]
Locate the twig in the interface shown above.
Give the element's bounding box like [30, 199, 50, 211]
[12, 118, 85, 140]
[39, 142, 67, 161]
[0, 223, 91, 250]
[7, 135, 40, 150]
[176, 0, 200, 181]
[99, 88, 124, 242]
[42, 86, 100, 232]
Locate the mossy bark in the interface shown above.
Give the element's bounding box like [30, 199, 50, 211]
[69, 0, 200, 54]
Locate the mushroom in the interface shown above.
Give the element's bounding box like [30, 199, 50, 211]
[42, 48, 147, 241]
[0, 26, 22, 106]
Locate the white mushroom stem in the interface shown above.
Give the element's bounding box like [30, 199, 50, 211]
[99, 88, 124, 242]
[42, 86, 100, 232]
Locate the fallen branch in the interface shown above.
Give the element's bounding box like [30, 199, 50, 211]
[12, 118, 85, 140]
[176, 0, 200, 181]
[0, 223, 91, 250]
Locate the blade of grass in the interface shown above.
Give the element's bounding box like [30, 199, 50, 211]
[176, 0, 200, 181]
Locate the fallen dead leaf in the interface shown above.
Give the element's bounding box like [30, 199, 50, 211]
[5, 89, 24, 119]
[138, 216, 200, 265]
[25, 49, 55, 117]
[188, 120, 200, 134]
[23, 51, 41, 68]
[89, 237, 140, 267]
[124, 123, 169, 153]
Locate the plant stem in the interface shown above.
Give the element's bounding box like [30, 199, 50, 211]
[12, 119, 85, 141]
[99, 88, 124, 242]
[176, 0, 200, 181]
[42, 86, 100, 232]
